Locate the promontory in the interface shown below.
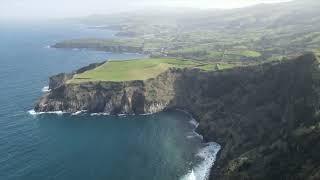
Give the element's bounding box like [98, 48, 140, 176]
[35, 53, 320, 180]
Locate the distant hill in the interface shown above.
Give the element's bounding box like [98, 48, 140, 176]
[64, 0, 320, 62]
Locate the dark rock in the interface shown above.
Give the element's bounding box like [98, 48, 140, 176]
[49, 73, 73, 90]
[48, 61, 106, 90]
[35, 53, 320, 180]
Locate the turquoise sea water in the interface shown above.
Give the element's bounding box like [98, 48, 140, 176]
[0, 21, 220, 180]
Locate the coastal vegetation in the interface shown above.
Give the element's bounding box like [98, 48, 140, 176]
[36, 53, 320, 180]
[51, 0, 320, 64]
[35, 0, 320, 179]
[52, 38, 143, 53]
[68, 58, 237, 83]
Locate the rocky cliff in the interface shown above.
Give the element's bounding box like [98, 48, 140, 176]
[35, 53, 320, 180]
[48, 61, 105, 90]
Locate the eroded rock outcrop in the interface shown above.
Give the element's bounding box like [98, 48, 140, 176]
[35, 72, 176, 114]
[35, 53, 320, 180]
[48, 61, 105, 90]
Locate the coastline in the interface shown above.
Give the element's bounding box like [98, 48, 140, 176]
[175, 109, 221, 180]
[33, 32, 320, 179]
[51, 44, 147, 56]
[32, 83, 222, 179]
[28, 106, 221, 180]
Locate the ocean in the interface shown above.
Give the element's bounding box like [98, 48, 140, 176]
[0, 21, 220, 180]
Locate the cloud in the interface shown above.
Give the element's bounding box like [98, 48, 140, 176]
[141, 0, 292, 9]
[0, 0, 292, 19]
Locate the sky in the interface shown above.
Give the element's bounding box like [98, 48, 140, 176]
[0, 0, 292, 20]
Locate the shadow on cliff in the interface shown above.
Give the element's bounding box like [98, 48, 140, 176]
[166, 53, 320, 180]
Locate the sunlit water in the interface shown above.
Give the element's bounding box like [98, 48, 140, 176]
[0, 21, 219, 180]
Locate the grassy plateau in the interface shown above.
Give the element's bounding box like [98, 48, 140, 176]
[68, 58, 235, 83]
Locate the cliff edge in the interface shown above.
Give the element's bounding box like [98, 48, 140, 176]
[35, 53, 320, 179]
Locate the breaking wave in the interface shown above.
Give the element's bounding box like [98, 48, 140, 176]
[178, 109, 221, 180]
[71, 111, 87, 116]
[181, 143, 221, 180]
[27, 106, 220, 180]
[186, 118, 204, 140]
[28, 109, 65, 115]
[41, 86, 51, 92]
[90, 112, 110, 116]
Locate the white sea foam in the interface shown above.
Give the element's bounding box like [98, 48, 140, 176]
[71, 111, 86, 116]
[189, 118, 199, 128]
[181, 142, 221, 180]
[28, 109, 65, 116]
[41, 86, 51, 92]
[186, 131, 204, 140]
[179, 109, 221, 180]
[176, 109, 200, 128]
[90, 112, 110, 116]
[186, 118, 203, 140]
[185, 170, 196, 180]
[140, 112, 153, 116]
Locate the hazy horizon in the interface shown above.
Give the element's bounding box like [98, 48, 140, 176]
[0, 0, 292, 20]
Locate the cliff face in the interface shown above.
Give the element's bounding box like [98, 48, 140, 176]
[182, 53, 320, 180]
[35, 68, 178, 114]
[48, 61, 105, 90]
[35, 53, 320, 180]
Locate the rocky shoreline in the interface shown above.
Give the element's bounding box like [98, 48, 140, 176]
[35, 53, 320, 179]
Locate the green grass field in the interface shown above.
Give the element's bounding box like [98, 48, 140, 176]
[68, 58, 225, 83]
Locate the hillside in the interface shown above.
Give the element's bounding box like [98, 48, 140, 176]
[55, 0, 320, 62]
[35, 53, 320, 179]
